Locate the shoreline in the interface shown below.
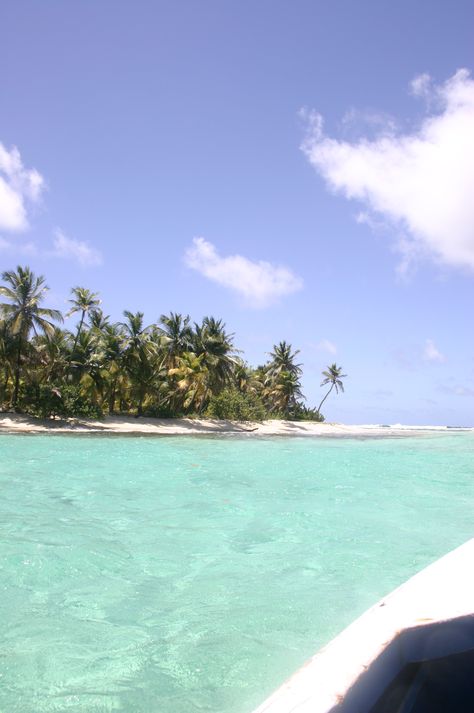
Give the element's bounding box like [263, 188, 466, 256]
[0, 413, 472, 437]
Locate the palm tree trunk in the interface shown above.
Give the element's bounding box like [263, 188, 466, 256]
[317, 384, 334, 415]
[72, 311, 85, 354]
[68, 311, 85, 382]
[137, 386, 144, 416]
[2, 366, 10, 403]
[12, 335, 23, 408]
[108, 379, 117, 414]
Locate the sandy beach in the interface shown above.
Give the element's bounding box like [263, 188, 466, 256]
[0, 413, 471, 437]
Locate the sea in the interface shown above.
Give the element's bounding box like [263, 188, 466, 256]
[1, 432, 473, 713]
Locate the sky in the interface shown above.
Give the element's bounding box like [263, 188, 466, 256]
[1, 0, 473, 425]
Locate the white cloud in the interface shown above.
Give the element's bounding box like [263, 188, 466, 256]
[184, 237, 303, 307]
[51, 229, 103, 267]
[410, 73, 432, 99]
[316, 338, 337, 355]
[423, 339, 446, 363]
[340, 108, 399, 140]
[0, 145, 103, 269]
[302, 69, 474, 273]
[0, 143, 45, 232]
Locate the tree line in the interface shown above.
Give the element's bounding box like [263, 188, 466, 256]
[0, 266, 346, 421]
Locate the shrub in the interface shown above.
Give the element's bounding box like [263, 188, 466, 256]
[206, 387, 267, 422]
[21, 383, 102, 419]
[287, 402, 325, 422]
[143, 403, 183, 418]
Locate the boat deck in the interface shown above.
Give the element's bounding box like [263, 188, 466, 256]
[370, 649, 474, 713]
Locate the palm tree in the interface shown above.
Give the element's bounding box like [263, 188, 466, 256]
[34, 326, 71, 383]
[0, 266, 63, 406]
[266, 341, 302, 379]
[88, 307, 110, 333]
[192, 317, 238, 394]
[70, 328, 103, 387]
[168, 352, 209, 413]
[67, 287, 101, 354]
[120, 311, 157, 415]
[159, 312, 193, 367]
[265, 370, 304, 415]
[233, 359, 263, 396]
[99, 323, 125, 414]
[317, 363, 347, 414]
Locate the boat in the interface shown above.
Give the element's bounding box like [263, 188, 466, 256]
[251, 539, 474, 713]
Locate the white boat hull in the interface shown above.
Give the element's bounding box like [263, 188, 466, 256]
[251, 539, 474, 713]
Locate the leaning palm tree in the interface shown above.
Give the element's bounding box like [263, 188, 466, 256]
[0, 266, 63, 406]
[317, 363, 347, 414]
[67, 287, 101, 354]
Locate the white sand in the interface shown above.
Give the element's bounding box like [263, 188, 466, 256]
[0, 413, 471, 437]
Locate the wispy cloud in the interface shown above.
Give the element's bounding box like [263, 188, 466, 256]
[370, 389, 394, 401]
[438, 381, 474, 397]
[51, 229, 103, 267]
[392, 339, 446, 369]
[340, 108, 399, 141]
[0, 236, 38, 256]
[0, 143, 44, 232]
[423, 339, 446, 363]
[315, 338, 337, 355]
[302, 69, 474, 274]
[184, 237, 303, 307]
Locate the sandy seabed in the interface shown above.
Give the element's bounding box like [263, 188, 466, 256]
[0, 413, 471, 437]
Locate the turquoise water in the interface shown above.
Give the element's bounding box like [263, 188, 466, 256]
[0, 433, 473, 713]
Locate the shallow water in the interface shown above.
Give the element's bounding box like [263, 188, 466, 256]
[0, 432, 473, 713]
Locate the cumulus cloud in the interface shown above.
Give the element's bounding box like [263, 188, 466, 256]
[302, 69, 474, 273]
[0, 143, 44, 232]
[0, 144, 102, 268]
[184, 237, 303, 307]
[51, 229, 103, 267]
[423, 339, 446, 363]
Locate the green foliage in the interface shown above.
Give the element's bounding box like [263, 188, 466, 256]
[287, 402, 325, 422]
[205, 387, 267, 422]
[21, 384, 102, 419]
[0, 267, 346, 421]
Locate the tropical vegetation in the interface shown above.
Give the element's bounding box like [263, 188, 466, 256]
[0, 266, 346, 422]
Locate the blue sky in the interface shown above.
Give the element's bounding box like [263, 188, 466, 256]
[1, 0, 473, 425]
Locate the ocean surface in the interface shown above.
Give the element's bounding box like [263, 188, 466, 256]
[1, 432, 473, 713]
